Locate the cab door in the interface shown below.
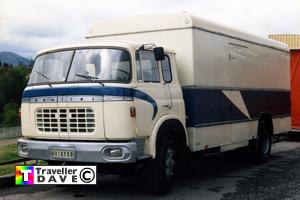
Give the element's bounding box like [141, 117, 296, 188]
[134, 50, 171, 138]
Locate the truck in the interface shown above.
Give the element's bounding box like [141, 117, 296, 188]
[18, 12, 290, 194]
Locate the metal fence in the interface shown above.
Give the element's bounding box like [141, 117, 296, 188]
[0, 127, 21, 139]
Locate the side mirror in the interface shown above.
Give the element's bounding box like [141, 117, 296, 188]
[85, 63, 96, 78]
[154, 47, 165, 61]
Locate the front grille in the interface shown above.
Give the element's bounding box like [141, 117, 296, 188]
[36, 108, 95, 133]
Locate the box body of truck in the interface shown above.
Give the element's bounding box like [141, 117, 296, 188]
[18, 12, 290, 193]
[87, 12, 290, 151]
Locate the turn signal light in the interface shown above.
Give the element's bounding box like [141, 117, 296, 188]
[18, 143, 29, 156]
[102, 146, 132, 161]
[130, 106, 136, 117]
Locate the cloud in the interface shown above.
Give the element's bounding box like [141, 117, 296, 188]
[0, 0, 299, 58]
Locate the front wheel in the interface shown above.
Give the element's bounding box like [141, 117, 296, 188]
[148, 134, 176, 194]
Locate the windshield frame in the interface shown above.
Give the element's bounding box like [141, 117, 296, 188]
[28, 47, 132, 86]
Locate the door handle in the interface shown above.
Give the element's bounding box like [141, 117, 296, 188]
[162, 104, 171, 109]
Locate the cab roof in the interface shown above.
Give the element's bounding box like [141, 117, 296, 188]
[36, 40, 175, 57]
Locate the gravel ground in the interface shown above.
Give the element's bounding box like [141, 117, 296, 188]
[0, 138, 18, 146]
[222, 148, 300, 200]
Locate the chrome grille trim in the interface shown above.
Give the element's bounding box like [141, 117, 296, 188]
[26, 95, 134, 103]
[57, 96, 103, 102]
[36, 108, 95, 133]
[29, 96, 103, 103]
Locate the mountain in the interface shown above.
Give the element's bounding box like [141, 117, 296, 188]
[0, 51, 31, 66]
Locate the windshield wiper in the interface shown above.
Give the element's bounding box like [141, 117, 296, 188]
[35, 70, 50, 80]
[75, 74, 104, 86]
[34, 71, 52, 87]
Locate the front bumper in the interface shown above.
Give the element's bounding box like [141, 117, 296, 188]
[17, 138, 147, 163]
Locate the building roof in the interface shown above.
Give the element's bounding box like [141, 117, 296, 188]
[269, 34, 300, 50]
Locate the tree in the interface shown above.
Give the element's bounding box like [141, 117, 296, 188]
[0, 65, 32, 126]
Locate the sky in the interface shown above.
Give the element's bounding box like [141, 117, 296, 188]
[0, 0, 300, 58]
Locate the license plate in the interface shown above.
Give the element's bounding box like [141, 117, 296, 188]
[49, 147, 76, 160]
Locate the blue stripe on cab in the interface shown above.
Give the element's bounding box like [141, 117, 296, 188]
[22, 86, 158, 120]
[22, 87, 133, 98]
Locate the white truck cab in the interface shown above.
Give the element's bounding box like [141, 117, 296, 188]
[18, 12, 291, 194]
[19, 41, 185, 162]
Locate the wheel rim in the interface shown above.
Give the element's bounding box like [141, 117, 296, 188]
[164, 143, 175, 180]
[261, 132, 270, 155]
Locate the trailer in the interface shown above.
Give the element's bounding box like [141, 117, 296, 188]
[269, 34, 300, 132]
[291, 48, 300, 131]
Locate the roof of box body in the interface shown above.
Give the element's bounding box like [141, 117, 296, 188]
[36, 40, 175, 57]
[86, 12, 289, 52]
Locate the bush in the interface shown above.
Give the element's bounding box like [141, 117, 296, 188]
[0, 103, 20, 127]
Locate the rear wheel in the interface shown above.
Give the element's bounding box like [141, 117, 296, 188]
[148, 134, 176, 194]
[249, 120, 272, 163]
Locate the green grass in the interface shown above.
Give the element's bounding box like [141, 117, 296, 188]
[0, 160, 47, 176]
[0, 144, 19, 162]
[0, 142, 48, 176]
[0, 165, 14, 176]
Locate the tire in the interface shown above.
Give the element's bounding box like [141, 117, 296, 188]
[148, 134, 176, 194]
[249, 120, 272, 163]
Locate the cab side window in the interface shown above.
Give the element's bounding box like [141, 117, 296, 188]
[136, 51, 160, 82]
[161, 55, 172, 83]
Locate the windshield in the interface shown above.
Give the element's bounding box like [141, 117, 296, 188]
[67, 49, 130, 82]
[28, 51, 73, 85]
[28, 49, 131, 85]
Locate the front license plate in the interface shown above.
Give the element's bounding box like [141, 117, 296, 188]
[49, 147, 76, 160]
